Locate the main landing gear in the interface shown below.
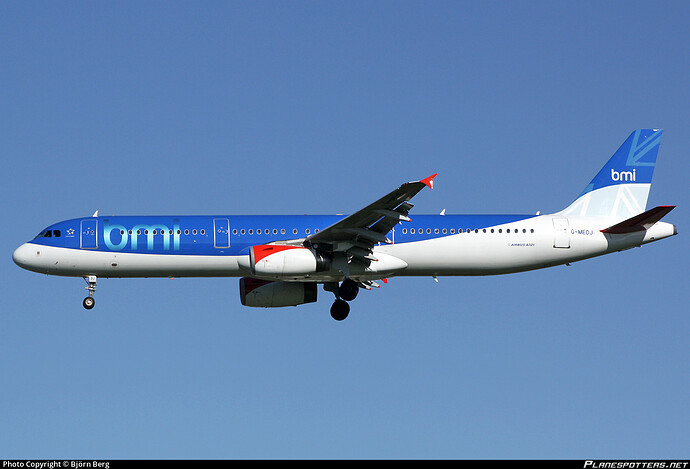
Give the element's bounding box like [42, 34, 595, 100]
[83, 275, 97, 310]
[327, 279, 359, 321]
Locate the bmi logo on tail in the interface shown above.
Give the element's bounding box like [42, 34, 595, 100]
[611, 168, 636, 182]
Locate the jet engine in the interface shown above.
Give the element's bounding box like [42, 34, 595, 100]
[239, 277, 317, 307]
[238, 245, 329, 276]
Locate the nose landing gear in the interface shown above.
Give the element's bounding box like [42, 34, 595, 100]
[83, 275, 97, 310]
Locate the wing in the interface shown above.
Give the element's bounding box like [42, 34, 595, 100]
[304, 173, 437, 267]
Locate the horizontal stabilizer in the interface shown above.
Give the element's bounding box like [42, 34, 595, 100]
[601, 205, 676, 234]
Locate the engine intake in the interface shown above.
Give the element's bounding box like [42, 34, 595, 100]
[240, 245, 329, 276]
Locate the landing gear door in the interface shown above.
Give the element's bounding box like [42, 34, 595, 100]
[80, 219, 98, 249]
[552, 217, 570, 248]
[214, 218, 231, 249]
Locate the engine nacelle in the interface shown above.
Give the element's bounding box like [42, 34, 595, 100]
[239, 277, 317, 307]
[238, 245, 329, 276]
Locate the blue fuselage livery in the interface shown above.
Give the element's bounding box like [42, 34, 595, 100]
[32, 214, 536, 256]
[13, 130, 677, 320]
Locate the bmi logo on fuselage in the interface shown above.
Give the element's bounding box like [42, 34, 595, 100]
[103, 220, 181, 251]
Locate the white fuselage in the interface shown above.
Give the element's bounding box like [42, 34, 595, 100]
[12, 214, 677, 282]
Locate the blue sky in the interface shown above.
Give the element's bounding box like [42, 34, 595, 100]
[1, 1, 688, 459]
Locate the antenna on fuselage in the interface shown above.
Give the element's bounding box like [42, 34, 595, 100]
[92, 210, 99, 217]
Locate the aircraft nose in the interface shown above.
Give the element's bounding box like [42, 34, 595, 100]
[12, 243, 34, 270]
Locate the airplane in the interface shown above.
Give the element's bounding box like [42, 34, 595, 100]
[13, 129, 677, 321]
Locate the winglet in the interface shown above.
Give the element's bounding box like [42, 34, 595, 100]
[420, 173, 438, 189]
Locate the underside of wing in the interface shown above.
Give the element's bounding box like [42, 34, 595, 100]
[304, 174, 437, 269]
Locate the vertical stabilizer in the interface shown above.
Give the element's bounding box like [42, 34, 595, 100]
[559, 129, 662, 218]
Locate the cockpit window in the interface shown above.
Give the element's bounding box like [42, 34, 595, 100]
[33, 229, 61, 239]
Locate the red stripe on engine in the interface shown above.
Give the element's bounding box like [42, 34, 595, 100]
[252, 245, 304, 264]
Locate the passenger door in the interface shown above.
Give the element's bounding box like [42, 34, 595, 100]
[80, 219, 98, 249]
[552, 217, 570, 248]
[213, 218, 231, 249]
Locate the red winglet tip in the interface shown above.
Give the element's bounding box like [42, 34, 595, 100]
[420, 173, 438, 189]
[382, 278, 388, 284]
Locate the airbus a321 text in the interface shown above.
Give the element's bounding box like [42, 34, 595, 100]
[13, 130, 677, 320]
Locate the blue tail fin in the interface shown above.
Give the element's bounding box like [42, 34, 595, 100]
[559, 129, 662, 218]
